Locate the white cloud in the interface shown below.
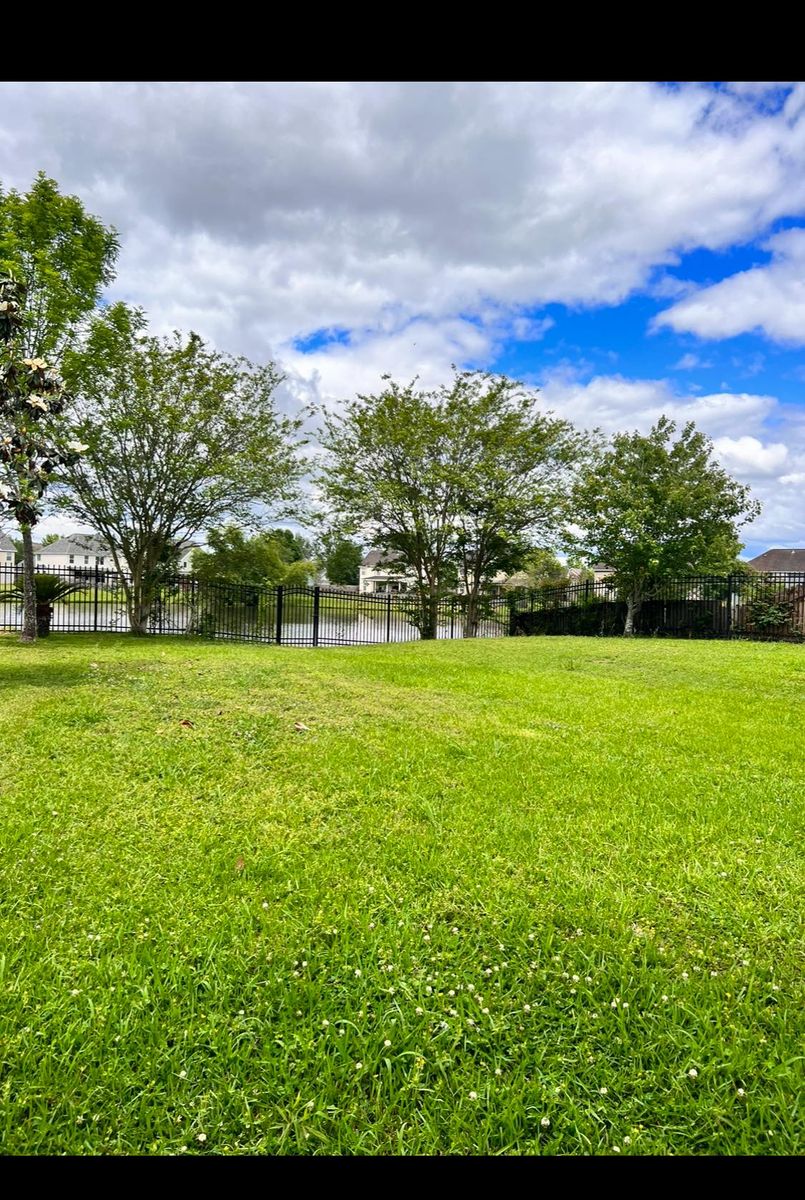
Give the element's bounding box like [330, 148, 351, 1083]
[655, 228, 805, 344]
[2, 82, 805, 358]
[673, 353, 712, 370]
[712, 435, 788, 476]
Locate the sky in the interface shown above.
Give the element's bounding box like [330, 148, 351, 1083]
[1, 80, 804, 556]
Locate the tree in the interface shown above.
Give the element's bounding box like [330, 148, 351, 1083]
[61, 304, 306, 634]
[0, 175, 118, 637]
[192, 525, 315, 592]
[0, 273, 86, 640]
[0, 173, 119, 359]
[40, 531, 63, 546]
[318, 377, 463, 639]
[523, 548, 574, 590]
[322, 536, 363, 586]
[266, 527, 313, 564]
[572, 417, 761, 635]
[447, 371, 582, 636]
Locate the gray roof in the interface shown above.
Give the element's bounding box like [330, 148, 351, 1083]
[748, 548, 805, 573]
[38, 534, 110, 556]
[0, 533, 16, 554]
[361, 549, 404, 568]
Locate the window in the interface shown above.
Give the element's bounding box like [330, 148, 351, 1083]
[84, 556, 89, 564]
[36, 554, 41, 562]
[99, 558, 105, 566]
[69, 555, 75, 564]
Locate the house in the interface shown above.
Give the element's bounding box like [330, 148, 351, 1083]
[33, 533, 199, 576]
[0, 532, 16, 570]
[748, 548, 805, 574]
[359, 550, 413, 594]
[359, 550, 522, 596]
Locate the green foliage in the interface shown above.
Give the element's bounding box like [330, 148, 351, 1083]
[0, 634, 803, 1154]
[322, 536, 363, 586]
[60, 305, 306, 632]
[6, 571, 80, 603]
[318, 370, 579, 636]
[572, 417, 761, 633]
[192, 525, 315, 591]
[267, 528, 313, 564]
[0, 172, 119, 357]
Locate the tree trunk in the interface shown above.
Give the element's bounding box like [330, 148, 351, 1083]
[417, 589, 440, 640]
[463, 592, 480, 638]
[126, 568, 152, 635]
[624, 594, 641, 637]
[19, 525, 37, 643]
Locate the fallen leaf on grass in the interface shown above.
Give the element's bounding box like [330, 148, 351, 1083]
[235, 856, 245, 873]
[294, 722, 310, 732]
[179, 719, 195, 729]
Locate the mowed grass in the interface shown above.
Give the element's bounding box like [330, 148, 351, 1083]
[0, 634, 803, 1156]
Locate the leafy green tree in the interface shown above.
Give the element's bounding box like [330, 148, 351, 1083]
[523, 548, 574, 590]
[192, 525, 314, 591]
[0, 172, 119, 358]
[40, 531, 63, 547]
[0, 273, 86, 641]
[572, 417, 761, 635]
[322, 535, 363, 586]
[61, 304, 305, 634]
[266, 527, 313, 564]
[0, 175, 118, 633]
[318, 377, 462, 639]
[447, 371, 582, 636]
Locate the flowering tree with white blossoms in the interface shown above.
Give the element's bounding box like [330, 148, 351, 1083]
[0, 273, 86, 642]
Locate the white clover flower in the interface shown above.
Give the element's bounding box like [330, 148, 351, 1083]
[572, 975, 579, 983]
[681, 971, 689, 980]
[623, 1136, 631, 1146]
[415, 1006, 423, 1015]
[469, 1091, 478, 1100]
[688, 1068, 698, 1079]
[322, 1019, 329, 1028]
[495, 1068, 502, 1076]
[599, 1087, 608, 1095]
[737, 1088, 746, 1097]
[178, 1070, 187, 1079]
[541, 1116, 550, 1128]
[482, 1007, 489, 1015]
[452, 927, 459, 935]
[523, 1004, 531, 1013]
[423, 934, 430, 942]
[585, 976, 593, 984]
[612, 1145, 621, 1153]
[197, 1133, 207, 1143]
[354, 969, 361, 977]
[467, 984, 475, 992]
[384, 1039, 391, 1047]
[355, 1062, 363, 1070]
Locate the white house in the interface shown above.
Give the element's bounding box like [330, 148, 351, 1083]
[0, 532, 15, 570]
[359, 549, 512, 595]
[32, 533, 198, 575]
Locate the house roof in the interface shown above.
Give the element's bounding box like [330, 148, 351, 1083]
[748, 548, 805, 573]
[361, 549, 404, 569]
[39, 534, 110, 556]
[0, 533, 16, 553]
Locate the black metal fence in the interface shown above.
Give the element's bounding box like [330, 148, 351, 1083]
[509, 573, 805, 642]
[3, 564, 804, 645]
[0, 565, 509, 645]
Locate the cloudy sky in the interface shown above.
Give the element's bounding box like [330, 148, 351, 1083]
[2, 80, 804, 553]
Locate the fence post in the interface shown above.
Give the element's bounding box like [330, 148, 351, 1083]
[93, 562, 100, 633]
[386, 592, 392, 642]
[725, 574, 734, 636]
[275, 585, 284, 645]
[450, 595, 455, 639]
[312, 586, 320, 647]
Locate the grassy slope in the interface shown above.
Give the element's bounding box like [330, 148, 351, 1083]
[0, 634, 803, 1155]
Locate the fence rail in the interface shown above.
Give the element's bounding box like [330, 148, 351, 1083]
[508, 573, 805, 642]
[0, 565, 509, 645]
[2, 565, 804, 645]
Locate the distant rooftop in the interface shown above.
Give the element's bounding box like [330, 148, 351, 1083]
[748, 548, 805, 573]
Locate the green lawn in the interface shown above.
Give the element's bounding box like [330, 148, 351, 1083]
[0, 634, 803, 1156]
